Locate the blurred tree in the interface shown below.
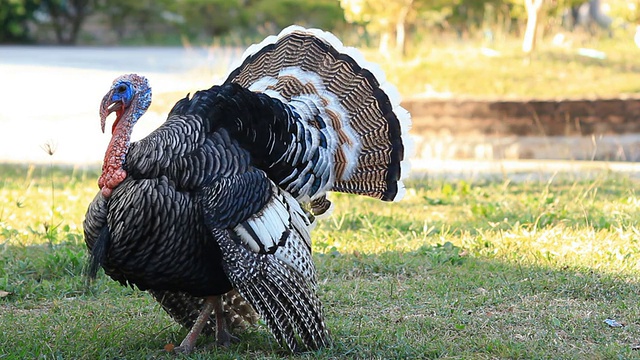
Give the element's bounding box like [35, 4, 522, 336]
[442, 0, 506, 39]
[508, 0, 584, 54]
[0, 0, 40, 43]
[341, 0, 419, 54]
[173, 0, 246, 39]
[100, 0, 173, 42]
[340, 0, 514, 54]
[522, 0, 544, 53]
[166, 0, 344, 42]
[249, 0, 345, 34]
[40, 0, 98, 44]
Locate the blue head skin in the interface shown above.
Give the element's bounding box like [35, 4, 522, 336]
[100, 74, 152, 134]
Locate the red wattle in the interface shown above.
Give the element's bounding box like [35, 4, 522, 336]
[100, 115, 132, 198]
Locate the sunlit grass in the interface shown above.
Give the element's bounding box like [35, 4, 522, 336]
[0, 164, 98, 246]
[314, 176, 640, 274]
[369, 36, 640, 99]
[1, 164, 639, 359]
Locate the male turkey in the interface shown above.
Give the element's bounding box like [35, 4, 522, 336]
[83, 25, 411, 354]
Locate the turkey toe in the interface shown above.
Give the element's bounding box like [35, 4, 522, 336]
[216, 330, 240, 347]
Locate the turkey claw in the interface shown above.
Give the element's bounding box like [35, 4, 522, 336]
[172, 344, 194, 355]
[216, 330, 240, 347]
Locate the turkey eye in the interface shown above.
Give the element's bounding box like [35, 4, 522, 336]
[117, 85, 127, 93]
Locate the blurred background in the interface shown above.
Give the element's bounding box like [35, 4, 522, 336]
[1, 0, 640, 177]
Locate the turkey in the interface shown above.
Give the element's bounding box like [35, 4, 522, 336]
[83, 25, 411, 354]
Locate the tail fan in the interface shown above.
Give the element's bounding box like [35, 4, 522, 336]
[224, 26, 412, 207]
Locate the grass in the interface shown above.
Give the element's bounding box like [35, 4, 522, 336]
[1, 163, 640, 359]
[364, 33, 640, 99]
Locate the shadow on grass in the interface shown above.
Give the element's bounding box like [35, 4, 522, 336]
[317, 246, 640, 360]
[1, 241, 638, 359]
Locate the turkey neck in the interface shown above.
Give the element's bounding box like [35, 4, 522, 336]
[99, 114, 135, 198]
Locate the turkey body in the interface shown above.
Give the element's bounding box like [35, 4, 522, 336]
[84, 26, 411, 353]
[85, 99, 261, 297]
[86, 176, 233, 296]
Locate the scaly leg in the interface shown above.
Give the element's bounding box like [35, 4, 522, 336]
[174, 295, 216, 354]
[213, 294, 240, 347]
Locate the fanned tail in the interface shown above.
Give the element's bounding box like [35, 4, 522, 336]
[225, 25, 412, 210]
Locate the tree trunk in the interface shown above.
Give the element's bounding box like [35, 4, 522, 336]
[395, 21, 405, 55]
[379, 31, 390, 54]
[41, 0, 92, 44]
[522, 0, 544, 54]
[394, 0, 414, 56]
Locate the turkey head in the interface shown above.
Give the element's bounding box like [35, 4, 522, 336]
[98, 74, 152, 198]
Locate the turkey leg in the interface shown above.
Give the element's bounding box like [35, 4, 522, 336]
[174, 295, 239, 354]
[174, 295, 216, 354]
[212, 294, 240, 347]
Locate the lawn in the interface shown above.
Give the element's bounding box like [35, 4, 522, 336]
[1, 163, 639, 359]
[374, 35, 640, 100]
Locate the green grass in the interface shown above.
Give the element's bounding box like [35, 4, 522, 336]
[372, 35, 640, 99]
[1, 163, 640, 359]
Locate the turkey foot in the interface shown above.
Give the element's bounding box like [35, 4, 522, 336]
[214, 295, 239, 347]
[215, 330, 240, 347]
[173, 295, 217, 354]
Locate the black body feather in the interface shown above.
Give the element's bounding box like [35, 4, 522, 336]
[87, 226, 110, 279]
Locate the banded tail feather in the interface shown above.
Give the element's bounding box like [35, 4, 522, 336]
[225, 25, 412, 208]
[219, 182, 329, 351]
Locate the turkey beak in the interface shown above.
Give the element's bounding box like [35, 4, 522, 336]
[100, 90, 122, 134]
